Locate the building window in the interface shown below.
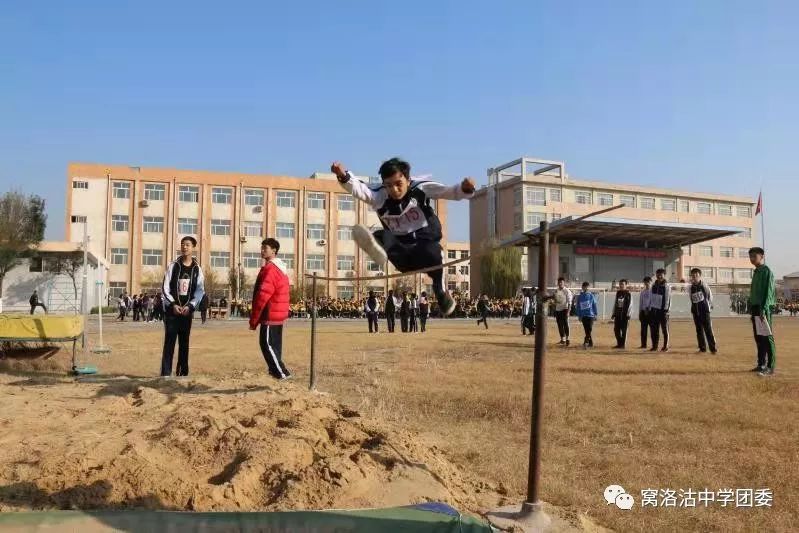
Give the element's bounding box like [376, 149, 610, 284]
[738, 248, 750, 259]
[696, 202, 712, 214]
[337, 225, 353, 240]
[337, 194, 355, 211]
[29, 257, 44, 272]
[737, 205, 752, 218]
[276, 222, 295, 239]
[366, 260, 380, 272]
[245, 189, 264, 206]
[211, 219, 231, 236]
[513, 212, 523, 231]
[143, 216, 164, 233]
[703, 267, 715, 280]
[551, 213, 562, 221]
[525, 212, 546, 230]
[337, 255, 355, 271]
[73, 180, 88, 189]
[514, 187, 522, 207]
[109, 282, 127, 298]
[720, 246, 734, 258]
[682, 245, 692, 256]
[368, 175, 381, 185]
[242, 222, 261, 237]
[447, 281, 457, 291]
[209, 251, 230, 268]
[276, 191, 296, 208]
[178, 217, 198, 234]
[575, 191, 592, 205]
[460, 281, 469, 292]
[698, 245, 713, 257]
[460, 250, 469, 259]
[112, 182, 130, 199]
[736, 269, 753, 280]
[337, 285, 354, 300]
[306, 254, 325, 271]
[460, 265, 469, 275]
[144, 184, 165, 201]
[550, 189, 562, 202]
[620, 194, 636, 208]
[179, 185, 199, 203]
[525, 187, 546, 206]
[660, 199, 676, 211]
[597, 193, 614, 207]
[71, 215, 87, 223]
[448, 265, 457, 275]
[306, 192, 326, 209]
[142, 249, 163, 266]
[212, 187, 232, 204]
[111, 215, 129, 232]
[242, 252, 261, 269]
[447, 250, 457, 259]
[717, 204, 732, 216]
[640, 197, 656, 210]
[683, 266, 692, 279]
[679, 200, 690, 212]
[306, 223, 325, 240]
[718, 268, 733, 281]
[282, 253, 295, 269]
[111, 248, 128, 265]
[739, 227, 752, 238]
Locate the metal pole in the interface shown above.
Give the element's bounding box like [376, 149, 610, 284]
[310, 272, 318, 390]
[97, 280, 104, 345]
[527, 220, 549, 507]
[81, 221, 89, 348]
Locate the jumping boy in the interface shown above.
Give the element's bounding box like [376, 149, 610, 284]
[575, 282, 598, 348]
[553, 278, 573, 346]
[689, 268, 717, 354]
[331, 158, 474, 316]
[650, 268, 671, 352]
[748, 247, 776, 376]
[612, 279, 632, 349]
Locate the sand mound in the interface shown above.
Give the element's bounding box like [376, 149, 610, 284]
[0, 372, 503, 513]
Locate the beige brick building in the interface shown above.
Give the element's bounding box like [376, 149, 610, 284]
[470, 157, 756, 294]
[66, 163, 449, 300]
[444, 241, 471, 296]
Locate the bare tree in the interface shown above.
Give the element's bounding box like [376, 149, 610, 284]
[0, 192, 47, 298]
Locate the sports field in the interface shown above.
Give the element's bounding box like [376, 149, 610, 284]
[1, 315, 796, 532]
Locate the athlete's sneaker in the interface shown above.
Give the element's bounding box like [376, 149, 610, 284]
[437, 291, 456, 317]
[352, 224, 388, 266]
[750, 365, 764, 372]
[758, 368, 774, 377]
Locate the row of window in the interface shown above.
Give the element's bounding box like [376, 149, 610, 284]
[512, 185, 753, 216]
[448, 265, 470, 275]
[682, 242, 754, 258]
[513, 212, 563, 232]
[682, 266, 754, 281]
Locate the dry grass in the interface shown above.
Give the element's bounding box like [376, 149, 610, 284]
[5, 314, 798, 532]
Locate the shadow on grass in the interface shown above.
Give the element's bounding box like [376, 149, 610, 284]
[558, 367, 751, 376]
[0, 480, 178, 511]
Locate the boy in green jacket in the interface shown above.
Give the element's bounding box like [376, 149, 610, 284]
[748, 247, 776, 376]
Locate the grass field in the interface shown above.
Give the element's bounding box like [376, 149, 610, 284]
[3, 313, 797, 532]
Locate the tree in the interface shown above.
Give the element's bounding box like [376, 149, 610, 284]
[0, 192, 47, 298]
[204, 269, 222, 301]
[392, 275, 415, 296]
[303, 278, 327, 299]
[228, 265, 250, 300]
[479, 240, 522, 298]
[50, 252, 83, 302]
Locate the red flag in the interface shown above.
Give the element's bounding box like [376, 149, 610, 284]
[755, 191, 762, 215]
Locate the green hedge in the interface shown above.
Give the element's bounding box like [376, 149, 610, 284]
[90, 306, 118, 315]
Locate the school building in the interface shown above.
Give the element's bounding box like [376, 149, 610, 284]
[65, 162, 451, 300]
[470, 157, 757, 294]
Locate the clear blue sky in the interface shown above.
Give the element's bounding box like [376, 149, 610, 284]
[2, 1, 797, 276]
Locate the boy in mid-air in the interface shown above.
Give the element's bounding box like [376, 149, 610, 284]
[331, 158, 475, 315]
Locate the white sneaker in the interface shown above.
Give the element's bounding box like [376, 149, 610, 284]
[353, 224, 388, 266]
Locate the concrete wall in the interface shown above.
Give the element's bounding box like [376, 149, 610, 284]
[0, 258, 104, 314]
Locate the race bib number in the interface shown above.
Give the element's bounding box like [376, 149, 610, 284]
[580, 300, 591, 310]
[691, 291, 705, 304]
[178, 278, 190, 297]
[380, 199, 429, 235]
[616, 298, 625, 308]
[651, 294, 663, 309]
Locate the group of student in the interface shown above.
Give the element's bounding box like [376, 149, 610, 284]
[115, 292, 164, 322]
[364, 289, 431, 333]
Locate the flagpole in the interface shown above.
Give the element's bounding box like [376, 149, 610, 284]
[760, 189, 766, 250]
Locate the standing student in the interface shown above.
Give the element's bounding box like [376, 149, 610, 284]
[250, 238, 292, 380]
[554, 278, 573, 346]
[365, 290, 379, 333]
[476, 294, 491, 329]
[384, 289, 397, 332]
[576, 282, 598, 348]
[400, 292, 410, 332]
[409, 293, 419, 332]
[521, 288, 536, 336]
[689, 268, 717, 354]
[160, 236, 205, 377]
[612, 279, 633, 349]
[117, 292, 127, 321]
[28, 290, 47, 315]
[748, 247, 776, 376]
[650, 268, 671, 352]
[419, 291, 430, 332]
[199, 293, 210, 324]
[638, 277, 653, 349]
[331, 158, 475, 316]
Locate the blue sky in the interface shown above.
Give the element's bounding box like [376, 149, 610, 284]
[1, 1, 797, 276]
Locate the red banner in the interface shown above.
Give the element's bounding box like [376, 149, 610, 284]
[575, 246, 667, 259]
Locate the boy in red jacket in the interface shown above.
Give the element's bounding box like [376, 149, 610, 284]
[250, 238, 292, 380]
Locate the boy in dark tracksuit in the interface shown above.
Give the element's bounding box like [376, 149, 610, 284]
[385, 289, 397, 332]
[476, 295, 491, 329]
[419, 292, 430, 332]
[748, 247, 776, 375]
[689, 268, 717, 354]
[400, 293, 410, 332]
[612, 279, 632, 348]
[649, 268, 671, 352]
[521, 288, 536, 335]
[638, 277, 653, 348]
[365, 291, 379, 333]
[332, 158, 475, 317]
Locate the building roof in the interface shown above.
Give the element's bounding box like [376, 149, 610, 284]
[784, 271, 799, 279]
[31, 241, 107, 268]
[505, 215, 742, 249]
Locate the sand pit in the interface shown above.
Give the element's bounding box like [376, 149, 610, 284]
[0, 372, 503, 515]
